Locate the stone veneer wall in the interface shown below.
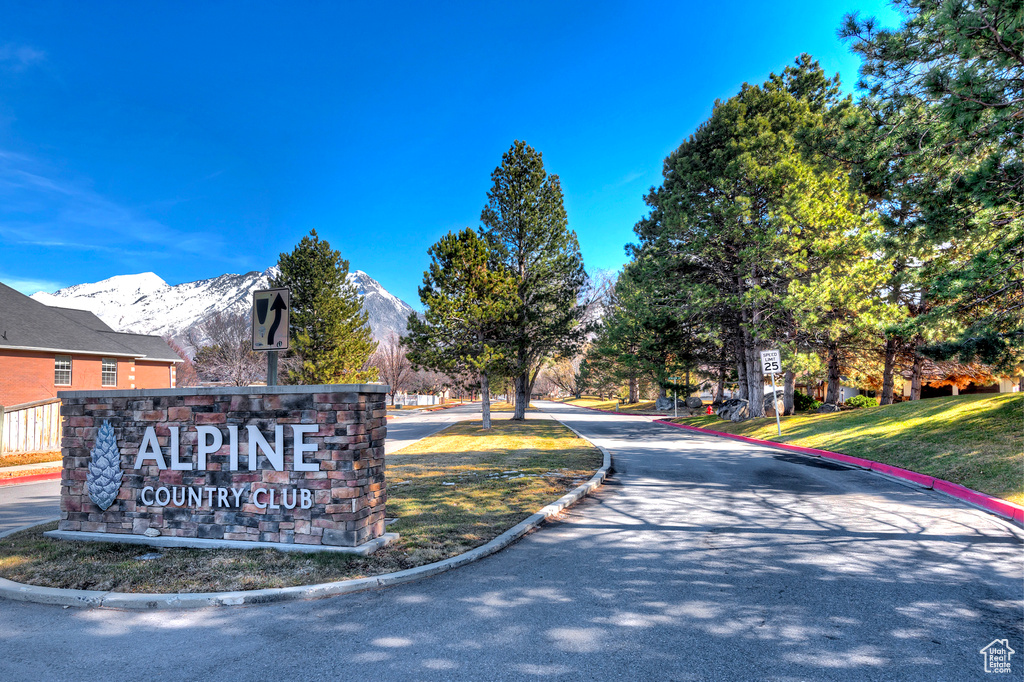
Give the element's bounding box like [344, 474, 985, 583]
[56, 385, 388, 547]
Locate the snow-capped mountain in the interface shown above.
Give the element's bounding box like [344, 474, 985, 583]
[30, 268, 414, 346]
[349, 271, 415, 342]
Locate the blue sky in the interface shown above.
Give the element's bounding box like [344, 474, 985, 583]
[0, 1, 902, 307]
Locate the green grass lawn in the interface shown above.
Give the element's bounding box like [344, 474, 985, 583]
[384, 419, 600, 562]
[0, 419, 602, 593]
[668, 394, 1023, 504]
[562, 397, 659, 413]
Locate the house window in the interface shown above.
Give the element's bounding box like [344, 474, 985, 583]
[54, 356, 72, 386]
[102, 358, 117, 387]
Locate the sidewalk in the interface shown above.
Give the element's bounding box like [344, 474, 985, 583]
[0, 459, 62, 486]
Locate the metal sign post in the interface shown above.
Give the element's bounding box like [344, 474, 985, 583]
[669, 376, 680, 418]
[267, 351, 279, 387]
[253, 288, 291, 387]
[760, 349, 782, 436]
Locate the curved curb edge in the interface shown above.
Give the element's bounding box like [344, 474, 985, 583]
[653, 418, 1024, 526]
[0, 429, 612, 611]
[0, 517, 61, 542]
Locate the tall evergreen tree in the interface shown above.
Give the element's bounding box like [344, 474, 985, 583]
[404, 228, 518, 429]
[592, 269, 649, 404]
[826, 96, 945, 401]
[635, 56, 888, 413]
[271, 230, 378, 384]
[841, 0, 1024, 370]
[481, 141, 588, 420]
[594, 259, 711, 403]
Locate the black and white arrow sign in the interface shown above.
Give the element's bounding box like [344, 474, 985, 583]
[252, 288, 290, 351]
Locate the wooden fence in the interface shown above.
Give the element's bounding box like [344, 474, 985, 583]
[393, 393, 442, 407]
[0, 399, 62, 455]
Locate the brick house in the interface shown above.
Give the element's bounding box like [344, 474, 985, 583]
[0, 281, 182, 406]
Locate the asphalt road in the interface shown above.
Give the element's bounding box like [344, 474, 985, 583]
[1, 401, 1020, 681]
[0, 479, 60, 534]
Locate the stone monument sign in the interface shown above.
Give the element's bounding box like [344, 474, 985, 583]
[48, 385, 389, 549]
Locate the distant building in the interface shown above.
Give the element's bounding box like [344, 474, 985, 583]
[900, 359, 1020, 399]
[0, 282, 182, 406]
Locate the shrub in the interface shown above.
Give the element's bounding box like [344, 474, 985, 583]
[845, 394, 875, 409]
[810, 399, 823, 410]
[793, 392, 817, 411]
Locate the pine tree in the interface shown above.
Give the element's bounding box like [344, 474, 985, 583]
[271, 230, 378, 384]
[480, 141, 588, 420]
[404, 228, 518, 428]
[826, 96, 945, 402]
[841, 1, 1024, 370]
[592, 270, 648, 404]
[593, 260, 711, 403]
[634, 56, 889, 413]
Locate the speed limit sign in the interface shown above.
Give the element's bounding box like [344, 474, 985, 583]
[760, 349, 783, 436]
[760, 349, 781, 374]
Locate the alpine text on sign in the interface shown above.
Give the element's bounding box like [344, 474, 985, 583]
[760, 349, 781, 374]
[252, 288, 290, 350]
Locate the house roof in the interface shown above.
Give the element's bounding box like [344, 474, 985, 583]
[0, 281, 179, 363]
[100, 331, 182, 363]
[899, 358, 996, 382]
[50, 306, 115, 332]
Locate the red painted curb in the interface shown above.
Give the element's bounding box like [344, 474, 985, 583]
[0, 471, 62, 486]
[868, 462, 935, 488]
[652, 418, 1023, 525]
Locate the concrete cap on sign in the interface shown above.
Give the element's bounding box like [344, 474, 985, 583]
[57, 384, 390, 399]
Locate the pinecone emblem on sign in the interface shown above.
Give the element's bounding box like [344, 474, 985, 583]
[87, 420, 123, 511]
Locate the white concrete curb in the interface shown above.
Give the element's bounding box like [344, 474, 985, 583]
[41, 530, 401, 555]
[0, 420, 612, 610]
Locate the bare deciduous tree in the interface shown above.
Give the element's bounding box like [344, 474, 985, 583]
[370, 332, 414, 405]
[409, 368, 450, 397]
[186, 312, 266, 386]
[532, 372, 557, 398]
[546, 354, 586, 399]
[164, 336, 199, 386]
[581, 270, 615, 333]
